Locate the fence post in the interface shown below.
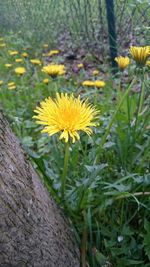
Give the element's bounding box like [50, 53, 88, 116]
[105, 0, 118, 72]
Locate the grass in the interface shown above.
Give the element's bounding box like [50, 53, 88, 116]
[0, 28, 150, 267]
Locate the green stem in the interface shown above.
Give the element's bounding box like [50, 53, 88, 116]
[61, 142, 70, 200]
[127, 94, 131, 129]
[95, 78, 135, 164]
[139, 79, 145, 114]
[132, 74, 145, 140]
[119, 71, 123, 91]
[115, 191, 150, 200]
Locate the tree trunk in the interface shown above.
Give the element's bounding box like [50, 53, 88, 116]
[0, 111, 80, 267]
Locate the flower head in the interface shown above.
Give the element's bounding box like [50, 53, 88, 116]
[43, 43, 49, 48]
[115, 56, 130, 70]
[0, 43, 6, 47]
[9, 50, 18, 56]
[15, 58, 23, 63]
[130, 46, 150, 67]
[30, 59, 41, 65]
[146, 60, 150, 67]
[43, 78, 49, 84]
[0, 80, 3, 85]
[8, 82, 16, 90]
[22, 52, 28, 58]
[82, 80, 95, 87]
[94, 80, 105, 88]
[42, 64, 65, 77]
[46, 50, 59, 56]
[5, 63, 12, 68]
[15, 67, 26, 75]
[93, 70, 99, 76]
[77, 63, 84, 68]
[33, 93, 99, 143]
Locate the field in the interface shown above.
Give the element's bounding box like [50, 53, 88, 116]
[0, 1, 150, 266]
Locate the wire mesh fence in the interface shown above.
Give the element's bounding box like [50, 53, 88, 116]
[0, 0, 149, 57]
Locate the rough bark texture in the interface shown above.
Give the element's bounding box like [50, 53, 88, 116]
[0, 111, 80, 267]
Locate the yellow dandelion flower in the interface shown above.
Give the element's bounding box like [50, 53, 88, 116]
[82, 80, 95, 87]
[8, 85, 16, 90]
[8, 82, 15, 86]
[146, 60, 150, 67]
[93, 70, 99, 75]
[77, 63, 84, 68]
[8, 82, 16, 90]
[94, 80, 105, 88]
[14, 67, 26, 75]
[22, 52, 28, 58]
[42, 64, 65, 77]
[0, 80, 3, 85]
[43, 78, 49, 84]
[46, 50, 59, 56]
[0, 43, 6, 47]
[115, 56, 130, 70]
[9, 50, 18, 56]
[130, 46, 150, 66]
[33, 93, 99, 143]
[30, 59, 41, 65]
[5, 63, 12, 68]
[15, 58, 23, 63]
[43, 44, 49, 48]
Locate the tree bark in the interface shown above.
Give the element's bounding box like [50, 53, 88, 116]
[0, 111, 80, 267]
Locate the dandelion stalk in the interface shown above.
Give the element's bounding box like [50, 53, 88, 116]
[119, 71, 123, 91]
[133, 71, 145, 139]
[138, 75, 145, 114]
[61, 141, 70, 200]
[95, 77, 135, 163]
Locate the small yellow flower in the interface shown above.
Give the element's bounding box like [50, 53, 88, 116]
[130, 46, 150, 67]
[43, 78, 49, 84]
[92, 70, 99, 76]
[15, 58, 23, 63]
[0, 80, 3, 85]
[42, 64, 65, 77]
[0, 43, 6, 47]
[30, 59, 41, 65]
[9, 50, 18, 56]
[22, 52, 28, 58]
[115, 56, 130, 70]
[82, 81, 95, 87]
[8, 85, 16, 90]
[43, 44, 49, 48]
[77, 63, 84, 68]
[5, 64, 12, 68]
[8, 82, 16, 90]
[33, 93, 99, 143]
[146, 60, 150, 67]
[15, 67, 26, 75]
[46, 50, 59, 56]
[94, 80, 105, 88]
[8, 82, 15, 86]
